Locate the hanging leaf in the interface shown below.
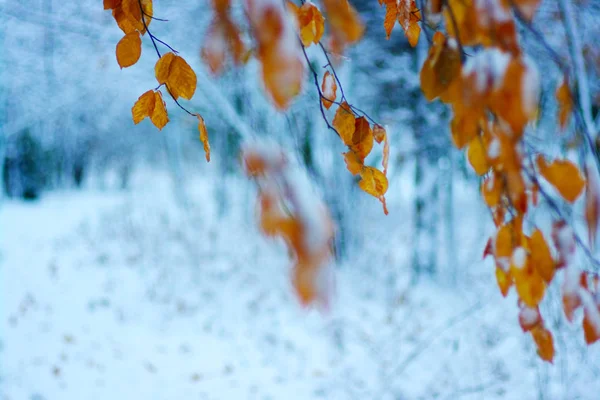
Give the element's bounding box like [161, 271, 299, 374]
[351, 117, 374, 161]
[165, 55, 197, 100]
[104, 0, 121, 10]
[155, 52, 176, 85]
[556, 76, 572, 130]
[585, 161, 600, 249]
[343, 150, 363, 175]
[116, 31, 142, 68]
[321, 71, 337, 110]
[195, 114, 211, 162]
[531, 325, 555, 363]
[482, 174, 502, 208]
[297, 2, 325, 47]
[131, 90, 156, 124]
[519, 305, 541, 332]
[495, 266, 512, 297]
[529, 229, 555, 283]
[467, 136, 489, 175]
[332, 102, 356, 146]
[536, 155, 585, 203]
[150, 90, 169, 130]
[359, 166, 389, 214]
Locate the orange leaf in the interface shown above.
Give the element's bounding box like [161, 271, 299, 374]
[405, 22, 420, 47]
[131, 90, 155, 124]
[112, 5, 138, 35]
[323, 0, 364, 45]
[467, 136, 489, 176]
[383, 0, 398, 39]
[121, 0, 152, 33]
[373, 124, 386, 144]
[321, 71, 337, 110]
[165, 55, 197, 100]
[155, 52, 176, 85]
[583, 302, 600, 344]
[298, 2, 325, 47]
[536, 155, 585, 203]
[529, 229, 555, 283]
[531, 325, 555, 363]
[116, 32, 142, 68]
[332, 102, 356, 146]
[351, 117, 374, 161]
[343, 151, 363, 175]
[195, 114, 211, 162]
[556, 76, 572, 130]
[150, 90, 169, 130]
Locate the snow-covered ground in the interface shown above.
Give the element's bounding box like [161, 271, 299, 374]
[2, 170, 599, 400]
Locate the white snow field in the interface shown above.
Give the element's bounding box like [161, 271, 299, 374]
[1, 170, 600, 400]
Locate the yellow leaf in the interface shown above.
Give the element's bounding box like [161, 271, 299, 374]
[321, 71, 337, 110]
[155, 52, 176, 85]
[323, 0, 364, 45]
[405, 22, 420, 47]
[112, 5, 138, 35]
[332, 102, 355, 146]
[116, 32, 142, 68]
[131, 90, 155, 124]
[536, 155, 586, 203]
[121, 0, 152, 33]
[495, 266, 512, 297]
[166, 55, 197, 100]
[467, 136, 489, 175]
[150, 91, 169, 130]
[195, 114, 211, 162]
[481, 174, 502, 208]
[351, 117, 374, 161]
[359, 166, 389, 214]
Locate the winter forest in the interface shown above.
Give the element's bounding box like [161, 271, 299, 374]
[2, 0, 600, 398]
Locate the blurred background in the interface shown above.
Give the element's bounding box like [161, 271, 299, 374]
[2, 0, 600, 399]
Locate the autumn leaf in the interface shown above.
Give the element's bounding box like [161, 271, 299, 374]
[151, 90, 169, 130]
[132, 90, 155, 124]
[529, 229, 555, 283]
[585, 161, 600, 249]
[323, 0, 364, 47]
[482, 174, 502, 208]
[467, 136, 489, 176]
[556, 76, 572, 130]
[297, 2, 325, 47]
[343, 150, 363, 175]
[321, 71, 337, 110]
[116, 32, 142, 68]
[536, 155, 585, 203]
[332, 102, 356, 146]
[518, 305, 541, 332]
[165, 55, 197, 100]
[155, 52, 176, 85]
[195, 114, 211, 162]
[531, 325, 554, 363]
[104, 0, 121, 10]
[351, 117, 374, 161]
[359, 166, 389, 214]
[112, 5, 138, 35]
[495, 266, 512, 297]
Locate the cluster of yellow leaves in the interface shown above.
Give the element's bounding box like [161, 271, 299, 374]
[243, 145, 334, 308]
[332, 101, 390, 214]
[106, 2, 210, 162]
[201, 0, 248, 75]
[418, 0, 600, 362]
[104, 0, 153, 68]
[379, 0, 421, 47]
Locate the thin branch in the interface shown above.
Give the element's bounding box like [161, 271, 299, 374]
[300, 42, 342, 139]
[142, 10, 169, 22]
[152, 36, 178, 53]
[138, 0, 161, 58]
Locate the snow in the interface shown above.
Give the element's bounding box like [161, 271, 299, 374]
[521, 56, 541, 117]
[475, 0, 512, 28]
[3, 170, 599, 399]
[463, 48, 511, 92]
[488, 138, 500, 159]
[519, 306, 539, 327]
[511, 247, 527, 269]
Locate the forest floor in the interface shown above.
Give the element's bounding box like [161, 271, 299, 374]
[1, 170, 599, 400]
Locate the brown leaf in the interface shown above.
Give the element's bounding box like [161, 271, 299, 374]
[351, 117, 374, 161]
[343, 151, 362, 175]
[359, 166, 389, 214]
[104, 0, 121, 10]
[116, 32, 142, 68]
[536, 155, 585, 203]
[166, 55, 197, 100]
[155, 52, 176, 85]
[529, 229, 555, 283]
